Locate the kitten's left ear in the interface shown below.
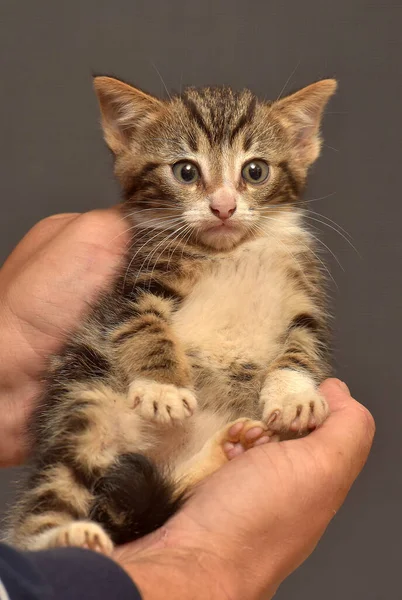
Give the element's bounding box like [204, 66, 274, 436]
[93, 76, 163, 154]
[271, 79, 337, 167]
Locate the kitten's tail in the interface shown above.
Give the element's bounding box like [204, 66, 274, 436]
[90, 453, 185, 544]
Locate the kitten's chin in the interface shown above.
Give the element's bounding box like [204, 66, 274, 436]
[197, 222, 248, 250]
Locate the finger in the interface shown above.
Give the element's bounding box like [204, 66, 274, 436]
[1, 208, 128, 358]
[1, 214, 81, 278]
[307, 378, 375, 480]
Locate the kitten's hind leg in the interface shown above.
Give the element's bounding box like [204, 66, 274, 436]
[174, 418, 270, 494]
[6, 462, 113, 554]
[7, 382, 143, 553]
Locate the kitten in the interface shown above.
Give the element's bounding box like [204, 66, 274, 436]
[6, 76, 336, 553]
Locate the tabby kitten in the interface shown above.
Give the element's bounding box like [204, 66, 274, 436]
[7, 76, 336, 553]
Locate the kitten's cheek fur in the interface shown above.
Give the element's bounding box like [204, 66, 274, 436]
[128, 379, 198, 424]
[260, 369, 329, 434]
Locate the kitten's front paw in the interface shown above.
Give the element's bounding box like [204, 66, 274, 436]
[261, 369, 329, 435]
[128, 379, 197, 424]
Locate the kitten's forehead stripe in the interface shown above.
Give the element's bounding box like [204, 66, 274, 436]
[229, 97, 257, 146]
[243, 132, 253, 152]
[180, 87, 257, 148]
[180, 95, 214, 145]
[187, 132, 198, 152]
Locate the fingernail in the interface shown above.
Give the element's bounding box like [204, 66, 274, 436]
[336, 380, 350, 394]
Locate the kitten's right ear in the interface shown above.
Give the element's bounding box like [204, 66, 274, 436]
[271, 79, 337, 167]
[93, 76, 163, 154]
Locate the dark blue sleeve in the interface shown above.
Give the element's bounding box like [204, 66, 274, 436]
[0, 543, 141, 599]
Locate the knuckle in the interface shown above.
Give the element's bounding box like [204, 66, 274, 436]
[358, 404, 376, 441]
[68, 210, 125, 257]
[347, 396, 376, 444]
[70, 210, 109, 238]
[32, 213, 77, 234]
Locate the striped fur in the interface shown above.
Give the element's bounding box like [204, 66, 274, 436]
[5, 77, 336, 552]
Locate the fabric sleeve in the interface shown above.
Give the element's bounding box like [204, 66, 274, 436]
[0, 543, 141, 600]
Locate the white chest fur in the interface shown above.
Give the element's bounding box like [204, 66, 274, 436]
[172, 231, 300, 368]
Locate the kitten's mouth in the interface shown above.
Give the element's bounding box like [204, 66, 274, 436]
[204, 221, 239, 233]
[197, 219, 247, 249]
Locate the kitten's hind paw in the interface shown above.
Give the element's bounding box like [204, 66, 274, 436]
[173, 418, 271, 494]
[36, 521, 113, 554]
[128, 379, 197, 425]
[220, 418, 270, 460]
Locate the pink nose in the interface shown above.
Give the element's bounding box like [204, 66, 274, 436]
[209, 188, 237, 221]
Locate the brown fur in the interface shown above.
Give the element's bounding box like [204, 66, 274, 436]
[5, 76, 336, 552]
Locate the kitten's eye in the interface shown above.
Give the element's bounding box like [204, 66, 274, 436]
[172, 161, 200, 184]
[241, 160, 270, 184]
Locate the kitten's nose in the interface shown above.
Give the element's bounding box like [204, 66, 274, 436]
[209, 188, 237, 221]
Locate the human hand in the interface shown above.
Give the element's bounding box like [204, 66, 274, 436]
[0, 212, 374, 600]
[0, 210, 127, 466]
[113, 380, 374, 600]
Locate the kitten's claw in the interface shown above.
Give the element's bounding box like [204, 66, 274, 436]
[219, 418, 270, 460]
[38, 521, 113, 555]
[128, 379, 197, 424]
[261, 370, 329, 436]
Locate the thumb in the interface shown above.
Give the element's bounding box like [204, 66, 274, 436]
[309, 378, 375, 482]
[1, 209, 127, 351]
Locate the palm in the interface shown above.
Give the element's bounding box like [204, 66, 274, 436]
[114, 384, 373, 599]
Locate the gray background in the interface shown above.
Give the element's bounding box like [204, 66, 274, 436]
[0, 1, 400, 598]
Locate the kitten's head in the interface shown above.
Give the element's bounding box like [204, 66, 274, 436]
[94, 76, 336, 250]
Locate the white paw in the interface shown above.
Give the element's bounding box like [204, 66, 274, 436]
[128, 379, 197, 424]
[40, 521, 113, 554]
[261, 369, 329, 434]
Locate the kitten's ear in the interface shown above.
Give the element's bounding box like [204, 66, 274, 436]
[271, 79, 337, 166]
[93, 76, 163, 154]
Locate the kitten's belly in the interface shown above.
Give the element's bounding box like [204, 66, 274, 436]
[172, 238, 287, 368]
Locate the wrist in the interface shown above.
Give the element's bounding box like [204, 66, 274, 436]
[117, 547, 238, 600]
[113, 524, 278, 600]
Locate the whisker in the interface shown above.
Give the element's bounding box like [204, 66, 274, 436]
[146, 223, 192, 288]
[166, 223, 193, 272]
[256, 214, 338, 288]
[300, 208, 353, 240]
[323, 144, 339, 153]
[147, 137, 185, 146]
[150, 60, 172, 101]
[306, 230, 344, 271]
[143, 222, 187, 273]
[251, 218, 307, 276]
[121, 204, 184, 215]
[276, 59, 301, 101]
[254, 202, 359, 256]
[120, 207, 183, 217]
[297, 192, 337, 205]
[107, 216, 184, 247]
[179, 226, 194, 263]
[135, 223, 190, 291]
[301, 214, 361, 257]
[150, 60, 195, 145]
[123, 224, 180, 288]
